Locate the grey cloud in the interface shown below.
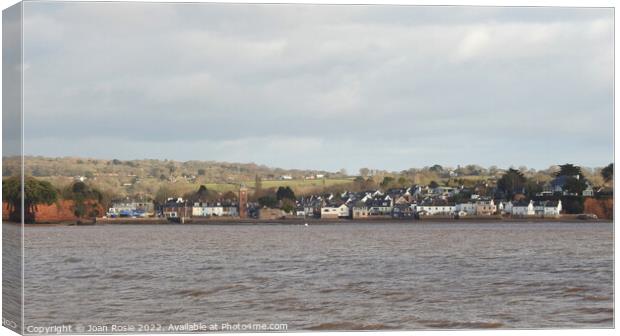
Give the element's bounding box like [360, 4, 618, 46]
[20, 2, 613, 171]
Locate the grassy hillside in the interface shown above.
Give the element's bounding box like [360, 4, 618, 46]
[201, 177, 355, 193]
[3, 156, 350, 201]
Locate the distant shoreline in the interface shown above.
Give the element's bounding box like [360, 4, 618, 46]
[5, 216, 611, 227]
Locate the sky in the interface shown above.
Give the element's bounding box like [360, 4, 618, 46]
[16, 2, 614, 172]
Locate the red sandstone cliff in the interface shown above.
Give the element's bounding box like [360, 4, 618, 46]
[2, 200, 104, 223]
[583, 198, 613, 220]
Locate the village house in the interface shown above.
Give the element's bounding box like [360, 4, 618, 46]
[501, 201, 512, 215]
[510, 200, 535, 217]
[162, 198, 192, 218]
[191, 202, 209, 216]
[205, 203, 224, 216]
[295, 206, 306, 217]
[321, 203, 350, 219]
[392, 203, 415, 218]
[192, 201, 239, 217]
[455, 202, 476, 216]
[221, 202, 239, 216]
[300, 196, 322, 218]
[193, 202, 222, 216]
[410, 185, 428, 198]
[432, 186, 457, 197]
[475, 199, 496, 216]
[304, 205, 320, 218]
[367, 197, 393, 216]
[351, 201, 370, 219]
[386, 188, 408, 200]
[386, 188, 412, 205]
[533, 200, 562, 217]
[246, 202, 261, 218]
[582, 183, 595, 197]
[415, 203, 456, 216]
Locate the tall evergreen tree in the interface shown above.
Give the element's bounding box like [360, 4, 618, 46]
[3, 176, 58, 223]
[601, 163, 613, 183]
[556, 163, 583, 178]
[497, 168, 527, 198]
[276, 186, 296, 201]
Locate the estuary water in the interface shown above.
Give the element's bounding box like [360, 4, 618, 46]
[19, 222, 613, 331]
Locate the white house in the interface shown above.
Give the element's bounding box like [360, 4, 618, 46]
[191, 202, 239, 217]
[295, 208, 306, 217]
[321, 204, 350, 219]
[415, 205, 456, 216]
[511, 200, 535, 216]
[455, 203, 476, 216]
[533, 200, 562, 217]
[336, 203, 351, 218]
[192, 204, 204, 217]
[351, 203, 370, 219]
[501, 201, 512, 215]
[475, 199, 496, 216]
[203, 205, 224, 216]
[582, 184, 594, 197]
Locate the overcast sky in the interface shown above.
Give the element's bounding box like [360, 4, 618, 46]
[19, 2, 613, 172]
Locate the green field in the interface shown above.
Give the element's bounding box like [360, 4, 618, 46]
[199, 178, 355, 193]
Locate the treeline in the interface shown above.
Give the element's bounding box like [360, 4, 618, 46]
[2, 176, 110, 223]
[5, 156, 335, 182]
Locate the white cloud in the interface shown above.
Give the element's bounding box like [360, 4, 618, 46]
[455, 26, 491, 61]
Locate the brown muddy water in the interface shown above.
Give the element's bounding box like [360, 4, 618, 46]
[11, 222, 614, 331]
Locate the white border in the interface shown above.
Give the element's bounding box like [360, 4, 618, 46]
[0, 1, 616, 336]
